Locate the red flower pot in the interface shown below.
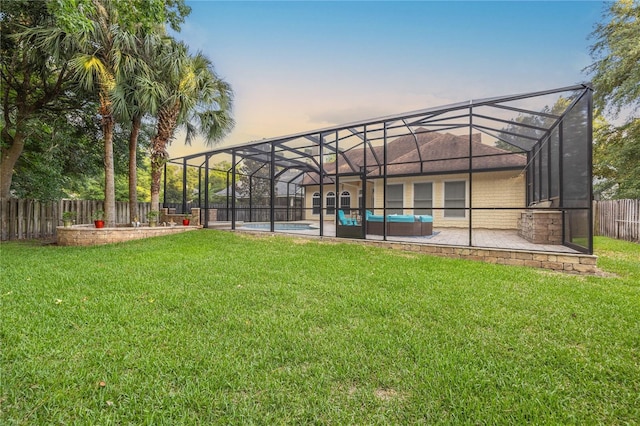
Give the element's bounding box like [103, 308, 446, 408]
[94, 220, 105, 228]
[182, 219, 190, 226]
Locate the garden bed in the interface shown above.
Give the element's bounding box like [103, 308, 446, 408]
[56, 224, 199, 246]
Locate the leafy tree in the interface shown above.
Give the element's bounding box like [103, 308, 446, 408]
[494, 97, 571, 152]
[208, 161, 232, 203]
[136, 157, 152, 203]
[593, 118, 640, 199]
[64, 119, 154, 201]
[587, 0, 640, 118]
[587, 0, 640, 199]
[0, 0, 79, 198]
[237, 159, 272, 204]
[10, 104, 103, 200]
[161, 163, 200, 205]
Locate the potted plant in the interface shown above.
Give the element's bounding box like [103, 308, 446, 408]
[182, 212, 190, 226]
[147, 210, 159, 227]
[62, 211, 76, 227]
[92, 210, 105, 228]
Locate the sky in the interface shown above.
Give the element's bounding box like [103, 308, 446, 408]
[167, 0, 606, 158]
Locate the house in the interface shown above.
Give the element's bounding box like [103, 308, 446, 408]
[301, 130, 527, 229]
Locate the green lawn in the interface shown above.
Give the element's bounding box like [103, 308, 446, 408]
[1, 232, 638, 424]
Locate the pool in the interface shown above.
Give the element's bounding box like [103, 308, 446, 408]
[241, 222, 318, 231]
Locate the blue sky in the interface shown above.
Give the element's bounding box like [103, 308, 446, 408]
[168, 0, 605, 157]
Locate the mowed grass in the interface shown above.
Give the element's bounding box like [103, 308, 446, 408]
[1, 231, 638, 424]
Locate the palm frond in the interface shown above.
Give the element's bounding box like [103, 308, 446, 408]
[69, 54, 113, 93]
[198, 109, 235, 146]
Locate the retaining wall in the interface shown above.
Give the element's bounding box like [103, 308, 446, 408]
[57, 224, 199, 246]
[234, 230, 598, 274]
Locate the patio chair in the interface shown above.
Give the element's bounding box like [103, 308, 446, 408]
[338, 210, 357, 226]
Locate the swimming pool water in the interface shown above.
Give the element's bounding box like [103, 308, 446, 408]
[241, 223, 317, 231]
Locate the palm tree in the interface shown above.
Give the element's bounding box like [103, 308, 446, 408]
[66, 1, 141, 226]
[112, 31, 165, 222]
[149, 41, 234, 211]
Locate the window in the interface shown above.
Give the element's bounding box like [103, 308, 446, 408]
[312, 192, 320, 215]
[340, 191, 351, 214]
[385, 184, 403, 215]
[326, 192, 335, 215]
[414, 182, 433, 215]
[444, 181, 466, 218]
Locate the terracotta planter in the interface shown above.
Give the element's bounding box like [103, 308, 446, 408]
[182, 219, 190, 226]
[94, 220, 105, 228]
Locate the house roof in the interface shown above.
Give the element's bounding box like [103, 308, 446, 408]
[302, 131, 526, 185]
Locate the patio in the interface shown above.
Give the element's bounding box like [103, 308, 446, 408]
[210, 221, 578, 254]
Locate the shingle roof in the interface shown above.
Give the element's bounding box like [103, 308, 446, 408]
[302, 131, 526, 185]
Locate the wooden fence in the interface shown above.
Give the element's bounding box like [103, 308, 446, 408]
[5, 197, 638, 243]
[0, 198, 151, 241]
[593, 199, 640, 242]
[0, 198, 306, 241]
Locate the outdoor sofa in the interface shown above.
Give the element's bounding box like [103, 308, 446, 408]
[365, 211, 433, 236]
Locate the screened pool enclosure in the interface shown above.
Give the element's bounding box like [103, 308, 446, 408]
[166, 84, 593, 254]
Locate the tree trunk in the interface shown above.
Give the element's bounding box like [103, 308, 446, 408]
[150, 103, 180, 213]
[128, 114, 141, 222]
[150, 158, 162, 212]
[102, 111, 116, 227]
[0, 133, 26, 199]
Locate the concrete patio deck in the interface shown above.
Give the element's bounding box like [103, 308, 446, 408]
[208, 221, 578, 254]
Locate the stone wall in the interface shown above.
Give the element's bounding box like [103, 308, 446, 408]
[233, 230, 599, 275]
[344, 237, 597, 274]
[57, 224, 198, 246]
[518, 210, 563, 244]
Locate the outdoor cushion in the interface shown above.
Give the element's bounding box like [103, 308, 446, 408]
[365, 210, 383, 222]
[387, 214, 415, 222]
[415, 215, 433, 223]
